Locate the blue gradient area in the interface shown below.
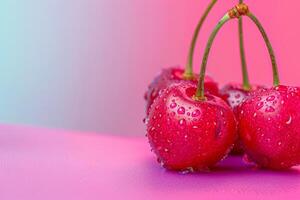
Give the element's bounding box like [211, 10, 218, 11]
[0, 0, 84, 129]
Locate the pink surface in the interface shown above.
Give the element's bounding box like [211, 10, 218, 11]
[1, 124, 300, 200]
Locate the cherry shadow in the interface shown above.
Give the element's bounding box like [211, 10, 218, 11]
[140, 155, 300, 194]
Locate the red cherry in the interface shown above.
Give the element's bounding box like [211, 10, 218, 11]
[238, 85, 300, 169]
[220, 83, 263, 154]
[146, 82, 236, 171]
[145, 67, 219, 115]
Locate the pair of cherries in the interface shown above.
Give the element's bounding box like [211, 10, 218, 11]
[145, 3, 300, 171]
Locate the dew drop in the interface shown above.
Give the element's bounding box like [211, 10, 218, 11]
[179, 119, 186, 127]
[235, 94, 241, 98]
[256, 102, 264, 110]
[286, 115, 292, 125]
[281, 100, 285, 105]
[166, 118, 171, 124]
[150, 127, 156, 131]
[192, 109, 201, 117]
[278, 141, 282, 146]
[143, 118, 149, 125]
[164, 148, 169, 152]
[170, 102, 177, 109]
[220, 110, 224, 116]
[257, 127, 261, 132]
[180, 167, 194, 174]
[265, 106, 275, 113]
[192, 125, 199, 129]
[253, 112, 257, 117]
[177, 107, 186, 115]
[158, 113, 162, 118]
[266, 95, 275, 101]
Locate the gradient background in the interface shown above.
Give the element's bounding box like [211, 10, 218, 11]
[0, 0, 299, 135]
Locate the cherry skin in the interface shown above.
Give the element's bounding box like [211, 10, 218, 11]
[146, 82, 237, 171]
[238, 85, 300, 169]
[220, 83, 263, 154]
[144, 67, 219, 115]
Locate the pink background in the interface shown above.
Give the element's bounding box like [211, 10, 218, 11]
[0, 0, 299, 135]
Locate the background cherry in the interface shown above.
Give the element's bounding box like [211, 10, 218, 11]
[220, 84, 263, 154]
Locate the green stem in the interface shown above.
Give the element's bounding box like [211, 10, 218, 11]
[238, 0, 250, 90]
[247, 12, 280, 86]
[184, 0, 218, 79]
[195, 14, 231, 100]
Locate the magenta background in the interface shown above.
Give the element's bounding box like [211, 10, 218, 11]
[0, 0, 299, 135]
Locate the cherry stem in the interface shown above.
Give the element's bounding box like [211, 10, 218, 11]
[194, 14, 231, 100]
[183, 0, 217, 80]
[195, 7, 280, 100]
[247, 12, 280, 86]
[239, 0, 250, 90]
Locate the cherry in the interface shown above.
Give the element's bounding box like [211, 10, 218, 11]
[238, 86, 300, 169]
[220, 84, 263, 154]
[147, 82, 236, 171]
[144, 67, 219, 115]
[228, 4, 300, 169]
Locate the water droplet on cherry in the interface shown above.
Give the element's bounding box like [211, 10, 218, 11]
[192, 109, 201, 117]
[256, 102, 264, 110]
[265, 106, 275, 112]
[177, 107, 186, 115]
[170, 102, 177, 109]
[278, 141, 282, 146]
[266, 95, 275, 101]
[178, 119, 186, 127]
[286, 115, 292, 125]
